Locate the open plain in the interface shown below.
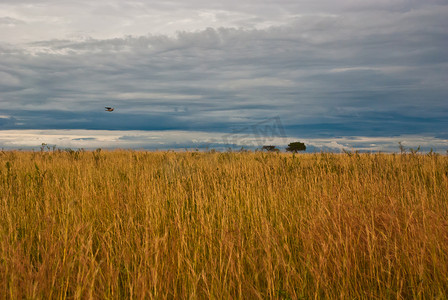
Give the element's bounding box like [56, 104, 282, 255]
[1, 150, 447, 298]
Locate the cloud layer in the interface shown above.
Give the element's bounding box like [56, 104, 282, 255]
[1, 0, 447, 150]
[1, 130, 447, 153]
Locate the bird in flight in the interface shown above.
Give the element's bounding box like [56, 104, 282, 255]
[105, 107, 114, 112]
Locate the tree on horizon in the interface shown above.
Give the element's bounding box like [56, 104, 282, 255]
[262, 145, 279, 152]
[286, 142, 306, 153]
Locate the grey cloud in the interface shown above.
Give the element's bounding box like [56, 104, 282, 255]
[0, 1, 447, 146]
[0, 17, 25, 26]
[72, 137, 96, 141]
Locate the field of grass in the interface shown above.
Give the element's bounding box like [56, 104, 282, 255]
[0, 150, 447, 299]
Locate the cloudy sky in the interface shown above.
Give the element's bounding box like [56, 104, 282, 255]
[1, 0, 447, 151]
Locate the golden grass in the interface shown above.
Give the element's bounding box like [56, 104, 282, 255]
[0, 150, 447, 299]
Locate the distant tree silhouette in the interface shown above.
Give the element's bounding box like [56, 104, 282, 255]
[262, 145, 279, 152]
[286, 142, 306, 153]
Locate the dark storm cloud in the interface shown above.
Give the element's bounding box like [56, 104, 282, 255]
[0, 0, 447, 143]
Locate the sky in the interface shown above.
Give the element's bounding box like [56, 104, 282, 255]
[1, 0, 447, 152]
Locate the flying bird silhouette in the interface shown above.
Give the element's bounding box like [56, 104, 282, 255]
[105, 107, 114, 112]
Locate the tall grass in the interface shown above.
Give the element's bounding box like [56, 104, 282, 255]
[0, 150, 447, 299]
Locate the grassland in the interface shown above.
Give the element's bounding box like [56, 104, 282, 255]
[0, 150, 447, 299]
